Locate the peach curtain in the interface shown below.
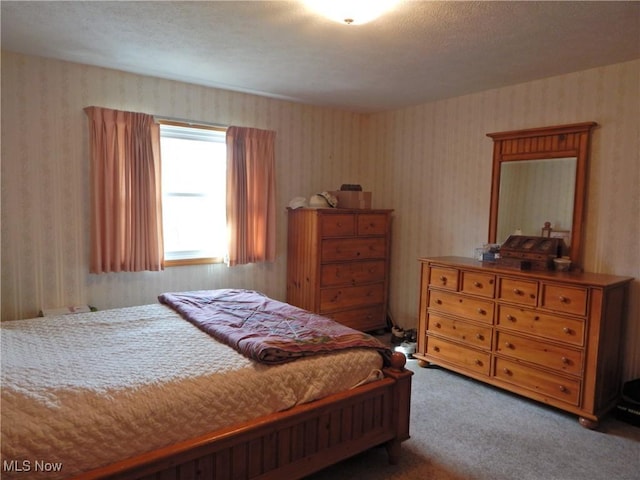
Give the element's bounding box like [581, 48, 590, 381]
[226, 126, 276, 266]
[84, 106, 164, 273]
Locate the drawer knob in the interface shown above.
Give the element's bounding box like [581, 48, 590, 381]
[559, 385, 567, 392]
[561, 356, 570, 364]
[473, 281, 481, 287]
[439, 275, 447, 283]
[506, 314, 515, 321]
[504, 342, 513, 349]
[559, 295, 568, 303]
[477, 308, 486, 315]
[475, 333, 483, 340]
[513, 288, 522, 295]
[503, 368, 511, 375]
[435, 299, 442, 305]
[474, 359, 482, 366]
[563, 327, 571, 334]
[433, 346, 440, 352]
[435, 322, 441, 328]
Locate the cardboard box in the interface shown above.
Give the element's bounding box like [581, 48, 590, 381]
[329, 191, 372, 209]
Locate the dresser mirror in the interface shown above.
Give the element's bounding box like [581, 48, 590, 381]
[487, 122, 598, 268]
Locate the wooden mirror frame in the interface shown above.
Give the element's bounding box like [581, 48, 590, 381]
[487, 122, 598, 269]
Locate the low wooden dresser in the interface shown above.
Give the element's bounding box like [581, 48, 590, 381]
[416, 256, 633, 428]
[287, 208, 393, 332]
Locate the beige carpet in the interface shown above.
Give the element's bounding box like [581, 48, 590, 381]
[306, 359, 640, 480]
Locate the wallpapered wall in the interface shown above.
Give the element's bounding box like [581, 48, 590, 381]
[1, 51, 368, 319]
[2, 52, 638, 379]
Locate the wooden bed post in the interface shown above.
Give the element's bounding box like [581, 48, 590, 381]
[384, 352, 413, 464]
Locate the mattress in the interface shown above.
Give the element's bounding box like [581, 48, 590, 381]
[0, 303, 384, 479]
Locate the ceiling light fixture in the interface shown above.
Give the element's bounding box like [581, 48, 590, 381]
[303, 0, 400, 26]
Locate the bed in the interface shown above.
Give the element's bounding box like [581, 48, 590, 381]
[1, 289, 412, 480]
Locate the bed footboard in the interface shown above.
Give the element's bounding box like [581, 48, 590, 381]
[74, 353, 412, 480]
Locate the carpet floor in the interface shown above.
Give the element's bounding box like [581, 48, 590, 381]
[306, 358, 640, 480]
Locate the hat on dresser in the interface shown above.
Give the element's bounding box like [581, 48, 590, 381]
[288, 196, 308, 209]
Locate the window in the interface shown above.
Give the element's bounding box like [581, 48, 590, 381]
[160, 123, 227, 265]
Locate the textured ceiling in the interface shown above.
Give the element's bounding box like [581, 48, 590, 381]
[2, 1, 639, 112]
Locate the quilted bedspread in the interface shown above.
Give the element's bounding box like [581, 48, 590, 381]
[159, 289, 391, 364]
[1, 302, 384, 479]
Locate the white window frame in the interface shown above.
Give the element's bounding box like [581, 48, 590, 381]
[159, 122, 227, 266]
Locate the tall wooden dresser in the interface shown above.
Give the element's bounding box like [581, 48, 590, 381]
[416, 256, 633, 428]
[287, 208, 393, 332]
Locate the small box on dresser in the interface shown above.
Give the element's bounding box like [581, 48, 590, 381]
[499, 235, 567, 270]
[415, 256, 633, 428]
[328, 191, 372, 209]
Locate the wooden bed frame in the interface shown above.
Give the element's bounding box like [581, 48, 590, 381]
[72, 352, 412, 480]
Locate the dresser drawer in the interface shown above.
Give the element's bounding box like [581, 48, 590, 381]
[497, 305, 585, 346]
[321, 260, 386, 287]
[321, 237, 387, 262]
[326, 305, 384, 331]
[495, 331, 583, 376]
[429, 266, 459, 291]
[426, 337, 491, 376]
[461, 271, 496, 298]
[540, 283, 588, 316]
[427, 313, 492, 349]
[498, 277, 539, 306]
[428, 290, 494, 324]
[357, 213, 388, 236]
[319, 284, 385, 313]
[320, 214, 355, 237]
[495, 358, 581, 406]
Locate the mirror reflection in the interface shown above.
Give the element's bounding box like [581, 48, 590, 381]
[487, 122, 597, 268]
[496, 157, 576, 244]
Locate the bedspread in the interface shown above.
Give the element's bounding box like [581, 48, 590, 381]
[159, 289, 390, 364]
[1, 303, 384, 479]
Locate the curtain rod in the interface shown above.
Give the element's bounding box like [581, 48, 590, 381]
[154, 115, 228, 129]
